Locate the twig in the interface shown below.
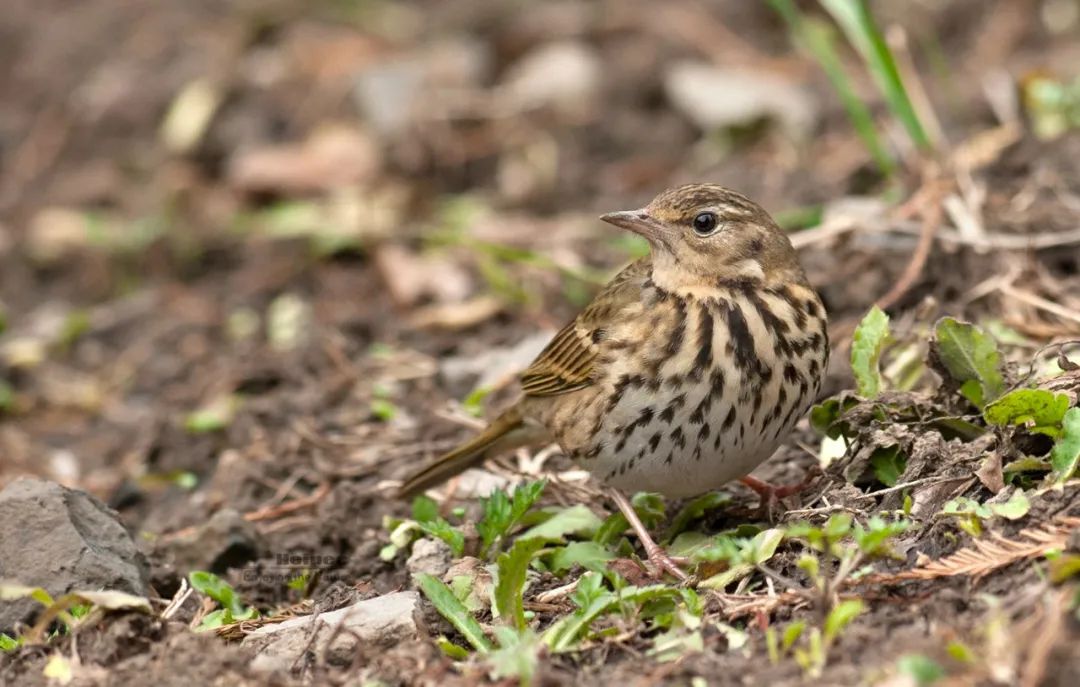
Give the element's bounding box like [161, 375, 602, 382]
[850, 475, 970, 500]
[161, 578, 193, 621]
[876, 186, 944, 310]
[999, 283, 1080, 327]
[245, 482, 332, 523]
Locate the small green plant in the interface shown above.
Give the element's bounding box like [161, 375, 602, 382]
[494, 537, 548, 630]
[477, 480, 547, 558]
[771, 0, 935, 177]
[764, 514, 908, 675]
[488, 627, 542, 685]
[0, 584, 150, 646]
[850, 305, 890, 398]
[416, 573, 493, 653]
[932, 318, 1005, 407]
[370, 384, 398, 422]
[897, 653, 946, 685]
[940, 491, 1030, 537]
[383, 481, 549, 562]
[184, 394, 240, 434]
[0, 632, 21, 651]
[188, 571, 258, 631]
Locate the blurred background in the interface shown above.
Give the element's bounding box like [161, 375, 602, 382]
[3, 0, 1079, 483]
[1, 0, 1080, 682]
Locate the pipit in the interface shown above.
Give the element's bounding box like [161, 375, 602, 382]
[399, 184, 829, 580]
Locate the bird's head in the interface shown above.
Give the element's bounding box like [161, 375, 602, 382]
[601, 184, 804, 295]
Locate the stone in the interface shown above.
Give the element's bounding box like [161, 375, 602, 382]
[352, 39, 491, 137]
[406, 537, 453, 579]
[664, 62, 817, 138]
[242, 591, 421, 674]
[0, 478, 149, 632]
[499, 41, 602, 114]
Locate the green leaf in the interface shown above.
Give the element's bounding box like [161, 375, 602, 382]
[869, 446, 906, 487]
[897, 653, 946, 686]
[749, 528, 785, 564]
[412, 495, 440, 524]
[931, 318, 1005, 406]
[1049, 553, 1080, 583]
[851, 306, 890, 397]
[823, 599, 864, 644]
[196, 608, 228, 631]
[188, 571, 256, 625]
[184, 395, 240, 434]
[770, 1, 896, 175]
[984, 390, 1070, 436]
[824, 513, 854, 541]
[435, 636, 470, 660]
[989, 490, 1030, 520]
[488, 627, 541, 685]
[416, 573, 493, 653]
[853, 516, 909, 557]
[543, 573, 615, 652]
[462, 387, 492, 418]
[546, 541, 616, 574]
[189, 571, 237, 613]
[783, 620, 807, 651]
[0, 633, 20, 651]
[477, 481, 546, 557]
[819, 0, 932, 151]
[418, 519, 466, 558]
[495, 538, 547, 630]
[519, 504, 601, 542]
[370, 398, 397, 422]
[1050, 407, 1080, 482]
[543, 582, 680, 652]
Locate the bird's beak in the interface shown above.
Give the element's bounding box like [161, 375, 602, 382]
[600, 209, 666, 243]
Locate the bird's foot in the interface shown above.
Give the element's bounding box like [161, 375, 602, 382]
[608, 488, 692, 583]
[739, 467, 822, 522]
[642, 545, 691, 582]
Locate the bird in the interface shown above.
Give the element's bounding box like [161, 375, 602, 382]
[398, 183, 829, 580]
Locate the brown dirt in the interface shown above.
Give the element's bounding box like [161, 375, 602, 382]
[2, 1, 1080, 685]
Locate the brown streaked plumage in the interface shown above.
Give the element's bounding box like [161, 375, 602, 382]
[398, 184, 829, 580]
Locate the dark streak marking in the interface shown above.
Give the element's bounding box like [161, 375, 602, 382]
[691, 303, 714, 381]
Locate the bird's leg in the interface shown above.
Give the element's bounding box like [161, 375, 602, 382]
[739, 467, 821, 521]
[608, 489, 689, 582]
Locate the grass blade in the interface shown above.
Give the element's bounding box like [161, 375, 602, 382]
[770, 0, 895, 176]
[819, 0, 931, 151]
[416, 573, 493, 653]
[495, 538, 547, 630]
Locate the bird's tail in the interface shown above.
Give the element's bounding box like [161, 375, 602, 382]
[396, 405, 540, 500]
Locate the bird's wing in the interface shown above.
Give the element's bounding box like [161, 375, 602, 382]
[520, 257, 650, 397]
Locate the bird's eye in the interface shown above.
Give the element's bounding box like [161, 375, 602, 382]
[692, 212, 718, 236]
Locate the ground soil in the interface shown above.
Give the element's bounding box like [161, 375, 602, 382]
[2, 1, 1079, 685]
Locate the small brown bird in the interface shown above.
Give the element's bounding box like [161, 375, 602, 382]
[399, 184, 828, 579]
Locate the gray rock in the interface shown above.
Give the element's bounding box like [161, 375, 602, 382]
[0, 478, 149, 631]
[353, 39, 491, 137]
[406, 537, 453, 579]
[499, 41, 602, 114]
[242, 591, 421, 674]
[664, 62, 817, 138]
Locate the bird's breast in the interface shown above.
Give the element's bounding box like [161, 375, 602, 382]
[549, 284, 827, 498]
